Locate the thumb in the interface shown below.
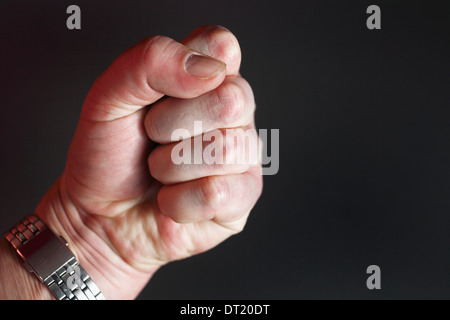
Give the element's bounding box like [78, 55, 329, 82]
[82, 35, 227, 122]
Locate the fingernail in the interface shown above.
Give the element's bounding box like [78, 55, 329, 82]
[185, 52, 226, 79]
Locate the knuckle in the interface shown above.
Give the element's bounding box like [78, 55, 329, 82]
[214, 80, 245, 123]
[199, 176, 230, 209]
[223, 127, 260, 165]
[222, 129, 241, 163]
[142, 35, 188, 93]
[205, 26, 241, 65]
[142, 35, 172, 66]
[223, 133, 234, 161]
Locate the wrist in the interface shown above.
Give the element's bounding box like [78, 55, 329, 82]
[0, 238, 54, 300]
[33, 174, 157, 299]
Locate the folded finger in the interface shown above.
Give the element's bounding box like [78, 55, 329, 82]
[157, 168, 262, 224]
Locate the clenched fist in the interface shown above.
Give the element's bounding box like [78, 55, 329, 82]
[0, 25, 262, 299]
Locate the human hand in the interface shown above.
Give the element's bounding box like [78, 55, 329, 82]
[34, 25, 262, 299]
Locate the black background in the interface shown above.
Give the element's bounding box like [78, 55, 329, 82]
[0, 0, 449, 299]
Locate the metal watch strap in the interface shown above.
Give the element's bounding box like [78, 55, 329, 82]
[3, 214, 105, 300]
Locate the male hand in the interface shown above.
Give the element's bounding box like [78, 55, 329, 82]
[35, 25, 262, 299]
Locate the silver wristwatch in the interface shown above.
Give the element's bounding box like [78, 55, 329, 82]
[3, 214, 105, 300]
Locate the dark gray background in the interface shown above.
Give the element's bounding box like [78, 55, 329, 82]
[0, 0, 449, 299]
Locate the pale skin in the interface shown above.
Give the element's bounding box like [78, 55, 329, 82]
[0, 25, 262, 299]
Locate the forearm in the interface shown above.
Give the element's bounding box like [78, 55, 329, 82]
[0, 238, 54, 300]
